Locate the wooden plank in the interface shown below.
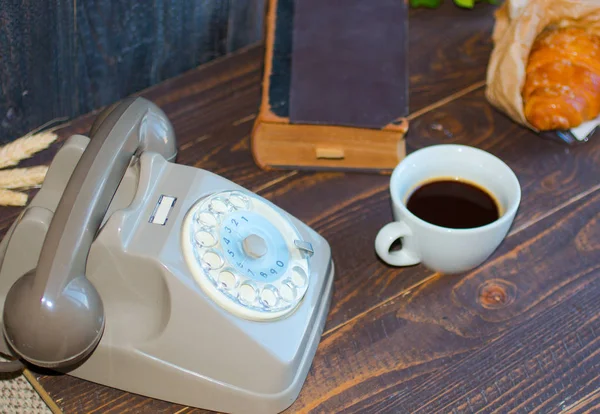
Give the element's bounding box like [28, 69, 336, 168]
[29, 71, 600, 414]
[36, 184, 600, 413]
[256, 87, 600, 333]
[24, 3, 515, 410]
[286, 187, 600, 413]
[18, 69, 598, 409]
[406, 2, 496, 112]
[34, 373, 195, 413]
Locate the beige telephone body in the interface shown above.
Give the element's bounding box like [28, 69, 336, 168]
[0, 97, 334, 414]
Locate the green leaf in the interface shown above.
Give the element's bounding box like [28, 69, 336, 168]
[410, 0, 442, 8]
[454, 0, 475, 8]
[409, 0, 498, 9]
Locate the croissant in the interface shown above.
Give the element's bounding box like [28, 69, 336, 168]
[522, 26, 600, 131]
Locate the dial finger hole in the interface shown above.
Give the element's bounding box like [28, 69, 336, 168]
[218, 270, 237, 290]
[239, 282, 257, 305]
[202, 251, 223, 270]
[291, 266, 307, 287]
[260, 285, 279, 308]
[280, 282, 296, 303]
[195, 230, 216, 247]
[209, 198, 229, 214]
[197, 211, 218, 227]
[229, 193, 250, 210]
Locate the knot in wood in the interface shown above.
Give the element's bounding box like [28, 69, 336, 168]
[477, 279, 516, 310]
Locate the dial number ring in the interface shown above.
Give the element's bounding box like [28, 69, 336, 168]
[181, 190, 311, 321]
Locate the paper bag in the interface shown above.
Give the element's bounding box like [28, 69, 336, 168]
[485, 0, 600, 133]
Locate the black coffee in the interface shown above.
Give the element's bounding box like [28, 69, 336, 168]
[406, 179, 500, 229]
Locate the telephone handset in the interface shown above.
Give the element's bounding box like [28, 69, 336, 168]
[4, 98, 178, 368]
[0, 97, 334, 413]
[3, 98, 177, 368]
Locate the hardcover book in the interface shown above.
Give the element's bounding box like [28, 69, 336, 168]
[251, 0, 410, 173]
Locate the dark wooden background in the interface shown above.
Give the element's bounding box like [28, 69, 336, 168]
[0, 0, 265, 144]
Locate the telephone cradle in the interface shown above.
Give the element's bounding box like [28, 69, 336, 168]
[0, 98, 335, 413]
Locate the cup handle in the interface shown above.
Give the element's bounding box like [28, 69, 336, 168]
[375, 221, 421, 267]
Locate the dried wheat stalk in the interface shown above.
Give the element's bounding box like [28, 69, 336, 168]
[0, 166, 48, 189]
[0, 189, 28, 206]
[0, 123, 64, 205]
[0, 131, 57, 169]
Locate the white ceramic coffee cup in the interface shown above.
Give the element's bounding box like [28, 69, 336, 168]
[375, 144, 521, 274]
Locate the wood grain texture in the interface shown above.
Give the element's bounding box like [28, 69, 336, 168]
[7, 2, 597, 411]
[36, 178, 600, 413]
[0, 0, 265, 143]
[285, 187, 600, 413]
[258, 86, 600, 334]
[406, 2, 496, 112]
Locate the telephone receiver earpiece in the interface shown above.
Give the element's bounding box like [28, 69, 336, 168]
[2, 97, 177, 369]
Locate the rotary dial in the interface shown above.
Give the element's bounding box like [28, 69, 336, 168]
[181, 190, 313, 321]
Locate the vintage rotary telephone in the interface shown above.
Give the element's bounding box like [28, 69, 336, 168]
[0, 97, 334, 413]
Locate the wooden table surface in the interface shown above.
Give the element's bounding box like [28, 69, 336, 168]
[3, 2, 598, 413]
